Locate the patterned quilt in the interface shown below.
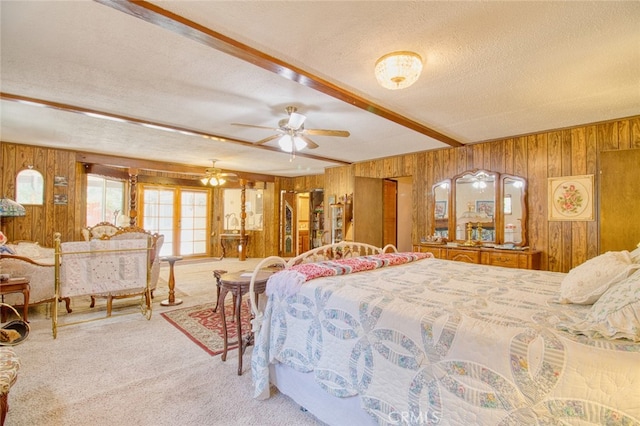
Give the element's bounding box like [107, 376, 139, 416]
[252, 257, 640, 425]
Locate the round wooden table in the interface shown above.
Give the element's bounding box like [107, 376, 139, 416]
[218, 270, 273, 375]
[160, 256, 183, 306]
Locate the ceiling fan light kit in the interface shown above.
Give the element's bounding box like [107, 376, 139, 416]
[200, 159, 237, 186]
[375, 51, 423, 90]
[278, 135, 307, 153]
[231, 106, 350, 158]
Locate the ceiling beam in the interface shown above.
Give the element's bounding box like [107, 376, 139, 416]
[94, 0, 462, 148]
[1, 92, 351, 166]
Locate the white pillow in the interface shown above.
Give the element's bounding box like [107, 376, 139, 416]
[561, 269, 640, 342]
[558, 251, 639, 304]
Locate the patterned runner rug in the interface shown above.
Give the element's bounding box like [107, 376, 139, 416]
[161, 300, 251, 356]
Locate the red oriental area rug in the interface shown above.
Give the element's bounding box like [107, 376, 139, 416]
[161, 300, 251, 356]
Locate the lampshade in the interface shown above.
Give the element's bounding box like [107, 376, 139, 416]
[374, 51, 423, 90]
[0, 197, 26, 217]
[278, 135, 306, 153]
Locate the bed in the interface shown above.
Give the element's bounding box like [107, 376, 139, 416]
[248, 242, 640, 425]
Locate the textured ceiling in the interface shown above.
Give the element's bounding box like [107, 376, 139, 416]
[1, 1, 639, 177]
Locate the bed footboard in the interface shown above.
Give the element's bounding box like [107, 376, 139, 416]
[249, 242, 397, 334]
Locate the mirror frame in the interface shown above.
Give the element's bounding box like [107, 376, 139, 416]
[452, 170, 498, 244]
[430, 179, 451, 240]
[501, 174, 528, 247]
[430, 169, 528, 247]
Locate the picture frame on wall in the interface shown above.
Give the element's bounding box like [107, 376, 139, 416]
[435, 200, 447, 218]
[54, 176, 68, 186]
[548, 174, 594, 221]
[54, 194, 68, 205]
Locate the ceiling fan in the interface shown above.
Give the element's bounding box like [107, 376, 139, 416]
[200, 159, 238, 186]
[232, 106, 350, 154]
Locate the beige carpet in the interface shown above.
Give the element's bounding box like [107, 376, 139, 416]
[6, 257, 324, 426]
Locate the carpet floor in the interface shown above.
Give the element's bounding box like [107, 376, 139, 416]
[5, 257, 324, 426]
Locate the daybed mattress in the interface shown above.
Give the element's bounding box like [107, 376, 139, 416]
[253, 257, 640, 425]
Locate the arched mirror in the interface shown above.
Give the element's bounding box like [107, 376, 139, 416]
[16, 168, 44, 205]
[432, 180, 450, 239]
[453, 170, 497, 244]
[502, 175, 527, 246]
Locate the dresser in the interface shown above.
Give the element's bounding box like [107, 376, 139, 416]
[413, 243, 541, 270]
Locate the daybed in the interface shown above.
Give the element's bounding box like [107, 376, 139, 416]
[87, 226, 164, 317]
[0, 242, 72, 314]
[249, 242, 640, 425]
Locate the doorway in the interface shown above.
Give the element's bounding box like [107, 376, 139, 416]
[279, 189, 324, 257]
[139, 185, 210, 257]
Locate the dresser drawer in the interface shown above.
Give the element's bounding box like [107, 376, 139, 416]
[447, 249, 480, 264]
[486, 252, 520, 268]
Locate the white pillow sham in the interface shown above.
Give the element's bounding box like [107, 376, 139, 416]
[558, 250, 639, 305]
[560, 269, 640, 342]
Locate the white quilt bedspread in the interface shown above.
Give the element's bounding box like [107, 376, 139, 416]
[252, 257, 640, 425]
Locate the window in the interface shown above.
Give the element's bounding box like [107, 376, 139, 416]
[16, 169, 44, 205]
[86, 175, 125, 226]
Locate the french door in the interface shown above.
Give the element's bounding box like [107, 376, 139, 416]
[139, 185, 210, 257]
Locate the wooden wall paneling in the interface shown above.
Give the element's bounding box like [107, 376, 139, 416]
[490, 139, 506, 173]
[617, 119, 630, 150]
[585, 126, 599, 260]
[512, 136, 528, 177]
[558, 130, 573, 272]
[1, 143, 16, 237]
[455, 145, 469, 175]
[597, 121, 619, 151]
[546, 130, 564, 272]
[568, 127, 589, 267]
[630, 117, 640, 149]
[503, 138, 514, 175]
[527, 133, 549, 269]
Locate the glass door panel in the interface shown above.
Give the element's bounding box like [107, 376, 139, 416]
[180, 191, 209, 256]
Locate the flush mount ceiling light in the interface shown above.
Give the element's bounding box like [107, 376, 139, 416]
[374, 51, 423, 90]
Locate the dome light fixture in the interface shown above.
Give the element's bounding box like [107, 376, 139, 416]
[374, 51, 423, 90]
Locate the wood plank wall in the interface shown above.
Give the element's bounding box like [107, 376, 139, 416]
[333, 116, 639, 272]
[2, 115, 639, 270]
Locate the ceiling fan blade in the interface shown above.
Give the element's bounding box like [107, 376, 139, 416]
[287, 112, 306, 130]
[304, 128, 350, 137]
[255, 134, 281, 145]
[231, 123, 280, 131]
[300, 135, 319, 149]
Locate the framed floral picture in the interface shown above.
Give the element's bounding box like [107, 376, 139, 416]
[548, 174, 594, 221]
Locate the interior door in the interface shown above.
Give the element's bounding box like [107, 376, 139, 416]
[599, 148, 640, 252]
[383, 179, 397, 247]
[353, 177, 383, 247]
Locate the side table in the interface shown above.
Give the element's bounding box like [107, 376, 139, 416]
[160, 256, 183, 306]
[218, 270, 272, 375]
[0, 278, 30, 323]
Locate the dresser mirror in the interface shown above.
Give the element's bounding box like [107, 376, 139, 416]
[431, 169, 527, 247]
[432, 180, 450, 239]
[453, 170, 497, 243]
[501, 175, 527, 246]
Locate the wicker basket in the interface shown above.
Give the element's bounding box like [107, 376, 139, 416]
[0, 303, 29, 346]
